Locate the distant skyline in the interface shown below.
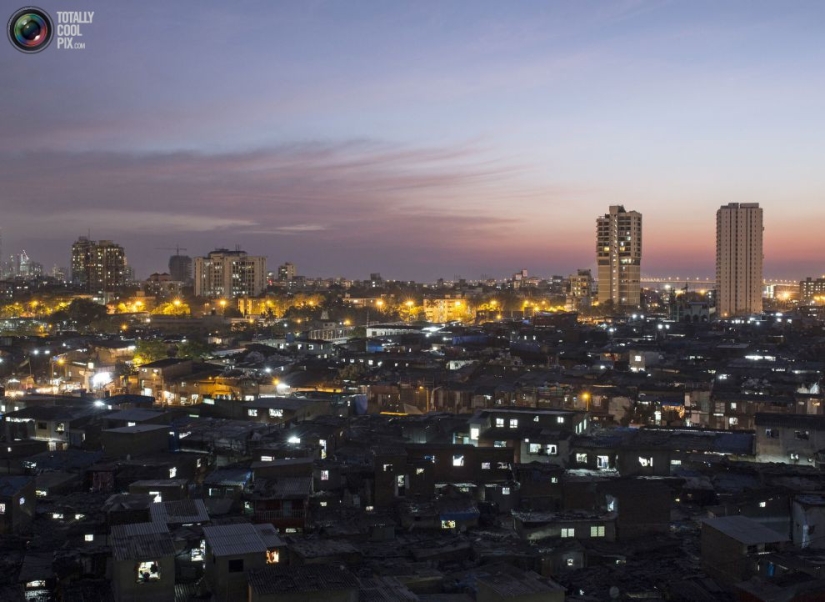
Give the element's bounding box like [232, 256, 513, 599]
[3, 1, 825, 281]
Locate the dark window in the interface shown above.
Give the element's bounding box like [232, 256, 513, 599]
[795, 431, 810, 440]
[228, 559, 244, 572]
[37, 422, 47, 430]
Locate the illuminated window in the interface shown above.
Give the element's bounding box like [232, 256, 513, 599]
[561, 528, 575, 538]
[494, 441, 505, 448]
[495, 418, 504, 428]
[497, 461, 509, 470]
[269, 408, 283, 418]
[85, 534, 94, 542]
[590, 525, 605, 537]
[509, 419, 518, 429]
[320, 501, 327, 507]
[266, 549, 280, 564]
[415, 468, 425, 475]
[320, 470, 329, 481]
[502, 487, 510, 495]
[638, 457, 653, 467]
[481, 462, 491, 470]
[383, 463, 392, 472]
[52, 513, 63, 520]
[169, 467, 177, 478]
[137, 561, 161, 582]
[150, 491, 162, 503]
[546, 444, 558, 456]
[557, 416, 565, 424]
[452, 454, 464, 467]
[759, 501, 766, 508]
[597, 455, 609, 469]
[441, 520, 456, 529]
[551, 477, 558, 483]
[248, 409, 258, 417]
[576, 453, 587, 463]
[261, 455, 273, 462]
[470, 427, 479, 440]
[0, 503, 5, 514]
[529, 443, 541, 454]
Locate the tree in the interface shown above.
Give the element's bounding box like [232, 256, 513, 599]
[66, 299, 108, 328]
[176, 339, 211, 360]
[133, 340, 170, 366]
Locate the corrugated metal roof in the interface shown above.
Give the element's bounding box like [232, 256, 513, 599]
[247, 565, 359, 595]
[111, 532, 175, 561]
[150, 499, 209, 524]
[203, 523, 267, 556]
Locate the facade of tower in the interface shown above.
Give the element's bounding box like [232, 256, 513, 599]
[70, 237, 127, 294]
[596, 205, 642, 308]
[194, 249, 266, 298]
[716, 203, 763, 317]
[169, 254, 193, 284]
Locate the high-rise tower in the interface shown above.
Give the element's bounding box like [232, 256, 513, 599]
[596, 205, 642, 308]
[716, 203, 763, 317]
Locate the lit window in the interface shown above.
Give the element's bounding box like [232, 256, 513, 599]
[470, 427, 480, 440]
[576, 453, 587, 463]
[169, 467, 177, 478]
[481, 462, 491, 470]
[597, 455, 609, 469]
[759, 501, 766, 508]
[441, 520, 456, 529]
[551, 477, 558, 483]
[0, 503, 5, 514]
[494, 441, 506, 448]
[495, 418, 504, 428]
[416, 468, 425, 475]
[319, 501, 327, 507]
[52, 513, 63, 520]
[248, 409, 258, 417]
[269, 408, 283, 418]
[638, 457, 653, 467]
[561, 528, 575, 538]
[383, 463, 392, 472]
[590, 525, 605, 537]
[320, 470, 329, 481]
[137, 561, 161, 582]
[502, 487, 511, 495]
[557, 416, 565, 424]
[546, 444, 558, 455]
[509, 419, 518, 429]
[529, 443, 541, 454]
[85, 534, 94, 542]
[261, 455, 273, 462]
[566, 558, 575, 566]
[266, 550, 280, 564]
[452, 454, 464, 467]
[730, 402, 737, 410]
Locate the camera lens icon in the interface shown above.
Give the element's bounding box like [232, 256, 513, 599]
[8, 7, 53, 53]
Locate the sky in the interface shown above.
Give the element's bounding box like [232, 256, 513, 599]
[2, 0, 825, 281]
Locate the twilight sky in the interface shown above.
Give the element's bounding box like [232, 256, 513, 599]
[2, 0, 825, 281]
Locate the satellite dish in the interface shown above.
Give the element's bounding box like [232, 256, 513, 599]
[609, 585, 620, 599]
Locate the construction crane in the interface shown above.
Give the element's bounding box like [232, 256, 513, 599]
[156, 245, 188, 256]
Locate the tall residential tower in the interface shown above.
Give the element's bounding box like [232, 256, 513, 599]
[716, 203, 763, 317]
[596, 205, 642, 308]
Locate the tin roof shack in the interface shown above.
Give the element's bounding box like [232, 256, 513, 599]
[3, 405, 100, 451]
[289, 539, 362, 567]
[0, 476, 35, 534]
[128, 479, 188, 503]
[475, 563, 565, 602]
[110, 523, 176, 602]
[242, 397, 331, 425]
[100, 424, 171, 459]
[202, 523, 285, 602]
[203, 467, 252, 503]
[247, 564, 359, 602]
[249, 476, 312, 533]
[792, 495, 825, 550]
[149, 498, 209, 529]
[701, 515, 790, 587]
[512, 509, 616, 544]
[514, 463, 564, 512]
[103, 493, 153, 526]
[600, 478, 671, 540]
[755, 413, 825, 465]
